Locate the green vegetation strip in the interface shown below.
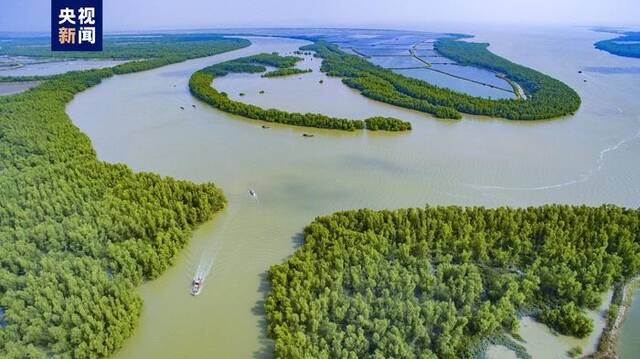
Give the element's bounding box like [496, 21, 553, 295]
[302, 39, 580, 120]
[189, 53, 411, 132]
[266, 205, 639, 358]
[262, 68, 312, 78]
[0, 36, 249, 358]
[594, 32, 640, 59]
[0, 34, 247, 60]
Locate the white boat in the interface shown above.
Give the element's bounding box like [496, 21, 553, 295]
[191, 276, 203, 296]
[249, 189, 256, 197]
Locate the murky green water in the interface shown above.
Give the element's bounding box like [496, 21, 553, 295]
[65, 28, 640, 358]
[619, 287, 640, 358]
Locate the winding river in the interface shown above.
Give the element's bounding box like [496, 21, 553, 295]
[65, 29, 640, 358]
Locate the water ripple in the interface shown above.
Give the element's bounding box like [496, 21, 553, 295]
[462, 128, 640, 191]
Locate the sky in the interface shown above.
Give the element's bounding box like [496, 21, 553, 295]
[1, 0, 638, 33]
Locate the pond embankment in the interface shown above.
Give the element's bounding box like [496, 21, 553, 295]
[586, 278, 640, 359]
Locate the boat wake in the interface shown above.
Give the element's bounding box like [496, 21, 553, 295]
[194, 250, 217, 281]
[462, 128, 640, 192]
[191, 242, 220, 296]
[190, 194, 248, 294]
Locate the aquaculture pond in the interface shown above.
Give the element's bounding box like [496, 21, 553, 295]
[0, 57, 127, 76]
[368, 55, 425, 68]
[395, 68, 515, 99]
[430, 63, 516, 89]
[326, 31, 517, 99]
[0, 81, 39, 95]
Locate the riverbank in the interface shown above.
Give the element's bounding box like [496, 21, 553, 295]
[586, 278, 640, 359]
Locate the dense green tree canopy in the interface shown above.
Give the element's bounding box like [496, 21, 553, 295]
[365, 117, 412, 131]
[189, 53, 411, 131]
[302, 40, 581, 120]
[262, 68, 312, 78]
[0, 34, 247, 60]
[0, 36, 247, 358]
[266, 205, 640, 358]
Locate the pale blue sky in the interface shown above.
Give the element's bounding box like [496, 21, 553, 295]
[1, 0, 638, 33]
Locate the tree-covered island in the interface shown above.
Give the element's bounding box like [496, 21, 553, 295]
[189, 53, 412, 132]
[301, 39, 581, 121]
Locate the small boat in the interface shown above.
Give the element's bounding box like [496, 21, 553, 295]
[302, 133, 314, 138]
[191, 276, 203, 296]
[261, 125, 270, 129]
[180, 106, 184, 110]
[249, 189, 257, 197]
[192, 104, 196, 108]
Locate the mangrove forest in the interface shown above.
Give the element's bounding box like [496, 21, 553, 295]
[189, 53, 412, 131]
[262, 68, 313, 78]
[301, 39, 581, 120]
[0, 36, 249, 358]
[594, 31, 640, 59]
[266, 205, 640, 358]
